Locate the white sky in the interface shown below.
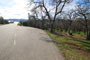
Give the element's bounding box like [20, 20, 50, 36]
[0, 0, 29, 19]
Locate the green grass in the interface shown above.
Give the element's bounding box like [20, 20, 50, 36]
[46, 30, 90, 60]
[74, 32, 86, 36]
[55, 29, 86, 36]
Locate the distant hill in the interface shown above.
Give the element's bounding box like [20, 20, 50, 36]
[7, 19, 28, 22]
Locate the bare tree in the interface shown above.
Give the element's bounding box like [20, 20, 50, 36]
[65, 10, 77, 35]
[28, 0, 71, 32]
[34, 0, 72, 32]
[76, 0, 90, 40]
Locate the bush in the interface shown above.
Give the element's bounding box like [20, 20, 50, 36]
[0, 17, 9, 24]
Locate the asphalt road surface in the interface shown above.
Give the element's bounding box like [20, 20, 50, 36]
[0, 24, 64, 60]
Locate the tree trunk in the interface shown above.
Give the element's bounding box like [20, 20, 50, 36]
[87, 31, 90, 40]
[86, 24, 89, 40]
[84, 15, 89, 40]
[42, 21, 45, 29]
[50, 23, 54, 33]
[68, 21, 72, 35]
[50, 16, 56, 33]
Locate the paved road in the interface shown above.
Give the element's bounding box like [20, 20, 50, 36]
[0, 24, 64, 60]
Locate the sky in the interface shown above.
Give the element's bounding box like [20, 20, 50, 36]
[0, 0, 78, 19]
[0, 0, 29, 19]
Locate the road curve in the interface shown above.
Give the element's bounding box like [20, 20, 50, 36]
[0, 24, 64, 60]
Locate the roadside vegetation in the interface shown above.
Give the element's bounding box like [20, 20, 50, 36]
[46, 30, 90, 60]
[18, 0, 90, 60]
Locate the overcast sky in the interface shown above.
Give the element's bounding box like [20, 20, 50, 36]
[0, 0, 78, 19]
